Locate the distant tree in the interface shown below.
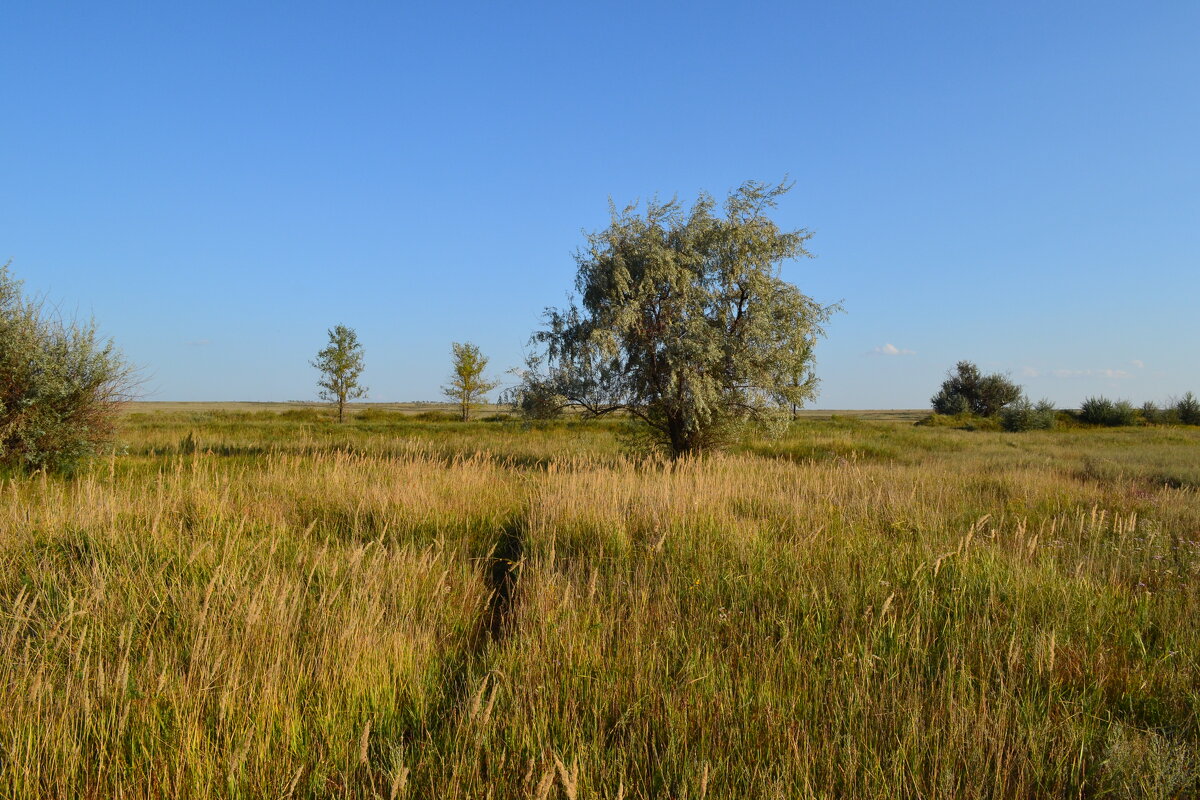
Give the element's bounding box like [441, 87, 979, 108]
[0, 261, 135, 474]
[443, 342, 500, 421]
[1174, 391, 1200, 425]
[311, 325, 366, 423]
[931, 361, 1022, 418]
[516, 179, 838, 457]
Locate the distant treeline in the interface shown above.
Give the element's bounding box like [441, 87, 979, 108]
[923, 361, 1199, 432]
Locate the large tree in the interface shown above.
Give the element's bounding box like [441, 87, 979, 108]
[442, 341, 500, 421]
[520, 180, 837, 457]
[311, 325, 366, 423]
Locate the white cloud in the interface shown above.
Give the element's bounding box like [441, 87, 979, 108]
[1131, 359, 1145, 369]
[1021, 366, 1041, 378]
[869, 343, 915, 357]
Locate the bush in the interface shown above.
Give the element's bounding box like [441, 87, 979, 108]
[1110, 400, 1138, 426]
[931, 361, 1022, 417]
[1078, 397, 1112, 425]
[502, 380, 566, 421]
[1000, 397, 1057, 432]
[1174, 392, 1200, 426]
[930, 390, 970, 416]
[1078, 396, 1138, 427]
[0, 263, 133, 474]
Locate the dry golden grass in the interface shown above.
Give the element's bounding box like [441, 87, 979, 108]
[1, 410, 1197, 797]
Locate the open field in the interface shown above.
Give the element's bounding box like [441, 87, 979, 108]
[2, 408, 1198, 798]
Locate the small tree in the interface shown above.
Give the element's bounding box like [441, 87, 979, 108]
[931, 361, 1022, 418]
[1174, 392, 1200, 425]
[311, 325, 366, 423]
[443, 342, 500, 421]
[0, 262, 134, 474]
[1000, 396, 1057, 432]
[518, 179, 837, 457]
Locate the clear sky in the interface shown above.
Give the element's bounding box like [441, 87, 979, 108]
[3, 2, 1197, 408]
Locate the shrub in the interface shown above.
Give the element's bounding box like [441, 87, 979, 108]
[930, 390, 970, 416]
[1079, 396, 1138, 427]
[931, 361, 1022, 417]
[1000, 397, 1057, 432]
[1140, 401, 1161, 425]
[1079, 396, 1113, 425]
[0, 263, 134, 474]
[518, 384, 566, 420]
[1110, 400, 1138, 426]
[501, 379, 566, 421]
[1174, 392, 1200, 426]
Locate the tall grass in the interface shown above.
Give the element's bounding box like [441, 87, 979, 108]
[1, 411, 1197, 797]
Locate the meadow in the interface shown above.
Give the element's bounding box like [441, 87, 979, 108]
[1, 406, 1198, 798]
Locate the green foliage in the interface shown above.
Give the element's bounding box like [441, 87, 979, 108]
[310, 325, 367, 423]
[1000, 396, 1057, 432]
[521, 179, 837, 457]
[1174, 391, 1200, 425]
[931, 361, 1022, 417]
[441, 342, 500, 421]
[0, 262, 133, 474]
[1112, 400, 1138, 426]
[930, 391, 970, 416]
[1079, 396, 1138, 427]
[503, 375, 567, 421]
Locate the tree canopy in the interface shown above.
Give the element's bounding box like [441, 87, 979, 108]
[519, 179, 837, 457]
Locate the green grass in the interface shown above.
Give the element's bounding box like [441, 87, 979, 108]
[2, 408, 1198, 797]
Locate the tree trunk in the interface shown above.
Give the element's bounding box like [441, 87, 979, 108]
[666, 415, 691, 459]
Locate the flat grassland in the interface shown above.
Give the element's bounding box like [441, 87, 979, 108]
[2, 408, 1198, 798]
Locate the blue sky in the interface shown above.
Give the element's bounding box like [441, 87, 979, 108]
[3, 2, 1197, 408]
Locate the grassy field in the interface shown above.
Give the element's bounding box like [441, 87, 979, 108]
[2, 408, 1198, 798]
